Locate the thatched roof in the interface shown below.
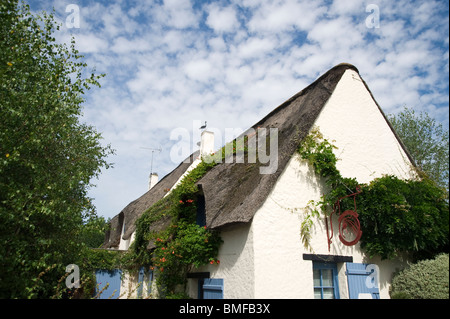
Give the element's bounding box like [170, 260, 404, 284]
[103, 63, 414, 249]
[198, 63, 360, 229]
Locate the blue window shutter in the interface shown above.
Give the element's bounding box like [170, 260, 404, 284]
[147, 269, 153, 296]
[202, 278, 223, 299]
[95, 269, 122, 299]
[346, 263, 380, 299]
[137, 267, 145, 298]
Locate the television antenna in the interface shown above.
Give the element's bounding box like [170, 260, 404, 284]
[140, 146, 162, 174]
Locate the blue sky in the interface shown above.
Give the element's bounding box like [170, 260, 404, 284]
[30, 0, 449, 220]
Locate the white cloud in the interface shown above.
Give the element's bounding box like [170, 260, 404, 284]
[329, 0, 364, 16]
[75, 33, 109, 53]
[246, 0, 326, 33]
[235, 37, 277, 59]
[157, 0, 200, 29]
[307, 16, 364, 51]
[184, 59, 214, 82]
[100, 3, 139, 37]
[206, 4, 240, 33]
[208, 36, 227, 51]
[162, 30, 192, 53]
[225, 64, 253, 86]
[111, 36, 152, 54]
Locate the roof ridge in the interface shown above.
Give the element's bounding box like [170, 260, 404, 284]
[248, 63, 358, 132]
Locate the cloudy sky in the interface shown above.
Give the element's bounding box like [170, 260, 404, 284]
[30, 0, 449, 220]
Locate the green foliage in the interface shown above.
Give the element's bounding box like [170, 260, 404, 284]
[150, 221, 222, 294]
[358, 176, 449, 260]
[81, 249, 124, 271]
[0, 0, 113, 298]
[390, 253, 449, 299]
[297, 127, 340, 181]
[164, 292, 192, 299]
[297, 127, 353, 250]
[133, 159, 222, 297]
[78, 216, 110, 248]
[388, 107, 449, 197]
[299, 202, 321, 251]
[297, 127, 449, 260]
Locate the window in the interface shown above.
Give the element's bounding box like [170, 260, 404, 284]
[313, 262, 340, 299]
[196, 194, 206, 227]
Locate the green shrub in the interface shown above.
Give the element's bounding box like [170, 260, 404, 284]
[390, 253, 449, 299]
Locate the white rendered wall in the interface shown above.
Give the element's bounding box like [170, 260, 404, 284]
[315, 69, 414, 183]
[252, 156, 321, 298]
[251, 69, 413, 298]
[189, 223, 255, 298]
[118, 221, 130, 251]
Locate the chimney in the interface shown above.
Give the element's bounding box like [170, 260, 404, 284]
[149, 172, 159, 190]
[200, 130, 214, 158]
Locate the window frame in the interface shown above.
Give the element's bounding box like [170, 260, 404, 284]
[313, 262, 340, 299]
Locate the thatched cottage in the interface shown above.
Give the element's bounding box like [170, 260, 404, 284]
[99, 63, 414, 299]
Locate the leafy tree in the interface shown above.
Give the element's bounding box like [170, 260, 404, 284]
[387, 107, 449, 197]
[78, 216, 110, 249]
[0, 0, 113, 298]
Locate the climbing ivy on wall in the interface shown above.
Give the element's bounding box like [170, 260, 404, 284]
[132, 158, 223, 297]
[297, 127, 449, 261]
